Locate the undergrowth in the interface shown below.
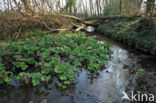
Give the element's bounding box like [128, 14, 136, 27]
[98, 16, 156, 53]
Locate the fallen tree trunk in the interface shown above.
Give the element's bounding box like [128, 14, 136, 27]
[35, 14, 98, 32]
[55, 14, 92, 25]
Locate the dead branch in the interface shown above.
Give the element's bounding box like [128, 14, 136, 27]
[72, 23, 85, 31]
[55, 14, 94, 25]
[15, 27, 22, 39]
[36, 15, 68, 32]
[46, 28, 68, 32]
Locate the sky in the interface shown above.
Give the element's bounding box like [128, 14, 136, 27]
[1, 0, 155, 14]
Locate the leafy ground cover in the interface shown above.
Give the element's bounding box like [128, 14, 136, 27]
[0, 32, 112, 88]
[98, 15, 156, 54]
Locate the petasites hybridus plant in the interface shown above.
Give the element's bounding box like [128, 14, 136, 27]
[0, 32, 112, 88]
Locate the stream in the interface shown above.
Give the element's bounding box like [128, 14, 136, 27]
[0, 33, 154, 103]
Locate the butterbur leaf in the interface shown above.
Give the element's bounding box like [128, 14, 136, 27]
[0, 80, 4, 84]
[15, 62, 28, 70]
[71, 66, 77, 72]
[58, 83, 63, 87]
[28, 50, 34, 55]
[64, 81, 71, 85]
[59, 75, 67, 80]
[62, 85, 67, 89]
[54, 65, 64, 73]
[88, 64, 94, 70]
[75, 62, 81, 66]
[0, 64, 5, 71]
[4, 77, 13, 84]
[35, 62, 40, 67]
[32, 79, 40, 86]
[25, 79, 29, 84]
[87, 46, 92, 49]
[67, 74, 75, 80]
[41, 76, 45, 81]
[45, 75, 51, 81]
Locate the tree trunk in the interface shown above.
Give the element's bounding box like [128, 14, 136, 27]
[120, 0, 122, 14]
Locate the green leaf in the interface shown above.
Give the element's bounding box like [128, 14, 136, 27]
[5, 77, 13, 84]
[62, 85, 67, 88]
[0, 80, 4, 84]
[25, 79, 29, 84]
[64, 81, 71, 85]
[45, 75, 51, 81]
[32, 79, 40, 86]
[41, 75, 45, 81]
[15, 62, 28, 71]
[58, 83, 63, 87]
[59, 75, 67, 80]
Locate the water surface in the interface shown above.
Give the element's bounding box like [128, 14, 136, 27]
[0, 34, 150, 103]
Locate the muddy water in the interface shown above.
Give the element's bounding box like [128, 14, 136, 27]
[0, 34, 149, 103]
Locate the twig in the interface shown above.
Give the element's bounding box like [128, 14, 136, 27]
[15, 27, 22, 39]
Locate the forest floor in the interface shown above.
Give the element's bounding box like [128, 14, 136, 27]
[98, 15, 156, 55]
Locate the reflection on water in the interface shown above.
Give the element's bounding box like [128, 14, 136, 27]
[0, 34, 147, 103]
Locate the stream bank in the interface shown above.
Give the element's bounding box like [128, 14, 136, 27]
[98, 15, 156, 55]
[92, 34, 156, 103]
[95, 15, 156, 101]
[96, 15, 156, 101]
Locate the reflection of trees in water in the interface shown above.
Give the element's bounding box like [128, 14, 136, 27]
[87, 72, 100, 84]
